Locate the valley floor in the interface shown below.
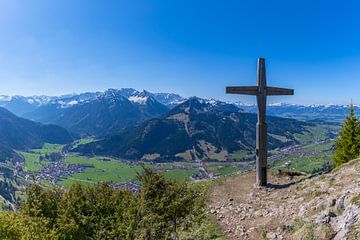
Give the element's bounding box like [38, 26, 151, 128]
[209, 160, 360, 240]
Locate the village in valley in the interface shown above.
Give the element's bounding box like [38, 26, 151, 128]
[7, 135, 334, 194]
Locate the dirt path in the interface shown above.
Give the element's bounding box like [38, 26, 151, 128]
[209, 172, 302, 240]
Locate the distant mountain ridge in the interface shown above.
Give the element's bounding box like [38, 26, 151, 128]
[74, 97, 323, 161]
[1, 89, 354, 123]
[0, 88, 353, 140]
[0, 88, 185, 116]
[233, 102, 357, 122]
[19, 89, 174, 136]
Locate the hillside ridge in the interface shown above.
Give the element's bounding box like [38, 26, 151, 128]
[210, 158, 360, 239]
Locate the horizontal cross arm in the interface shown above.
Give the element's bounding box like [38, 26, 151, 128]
[266, 87, 294, 96]
[226, 86, 259, 95]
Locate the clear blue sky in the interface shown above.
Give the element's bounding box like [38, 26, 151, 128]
[0, 0, 360, 104]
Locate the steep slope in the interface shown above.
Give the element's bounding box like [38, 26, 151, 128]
[210, 158, 360, 240]
[49, 90, 142, 136]
[0, 107, 73, 152]
[151, 92, 186, 108]
[0, 144, 19, 163]
[74, 98, 314, 161]
[115, 88, 185, 107]
[127, 90, 169, 117]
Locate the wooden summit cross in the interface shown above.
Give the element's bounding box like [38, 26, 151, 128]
[226, 58, 294, 186]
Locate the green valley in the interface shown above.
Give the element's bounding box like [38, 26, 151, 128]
[14, 134, 335, 192]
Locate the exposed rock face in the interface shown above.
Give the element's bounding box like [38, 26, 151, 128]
[209, 159, 360, 240]
[333, 205, 360, 240]
[336, 194, 347, 212]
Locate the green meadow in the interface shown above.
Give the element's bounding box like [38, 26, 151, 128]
[60, 156, 145, 187]
[163, 169, 200, 182]
[31, 143, 64, 154]
[17, 143, 64, 171]
[17, 152, 50, 172]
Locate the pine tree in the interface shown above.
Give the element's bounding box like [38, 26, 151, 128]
[333, 104, 360, 167]
[4, 169, 205, 239]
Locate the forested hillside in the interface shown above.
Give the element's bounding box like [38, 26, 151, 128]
[74, 98, 330, 161]
[0, 107, 73, 153]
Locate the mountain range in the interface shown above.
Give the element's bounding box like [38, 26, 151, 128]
[0, 88, 184, 116]
[74, 97, 328, 161]
[24, 89, 169, 136]
[1, 89, 355, 126]
[0, 88, 342, 162]
[1, 89, 184, 136]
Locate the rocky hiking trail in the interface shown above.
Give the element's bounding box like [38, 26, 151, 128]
[209, 159, 360, 240]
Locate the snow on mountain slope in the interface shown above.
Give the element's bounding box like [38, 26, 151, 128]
[1, 88, 356, 123]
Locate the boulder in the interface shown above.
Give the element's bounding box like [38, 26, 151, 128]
[315, 210, 336, 224]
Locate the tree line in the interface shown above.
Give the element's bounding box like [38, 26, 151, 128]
[0, 168, 215, 240]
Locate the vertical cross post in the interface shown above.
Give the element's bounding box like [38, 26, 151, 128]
[256, 58, 267, 186]
[226, 58, 294, 187]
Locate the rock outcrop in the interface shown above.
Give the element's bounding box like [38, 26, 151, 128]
[210, 159, 360, 239]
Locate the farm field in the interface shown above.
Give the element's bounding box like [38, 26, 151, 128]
[60, 155, 145, 187]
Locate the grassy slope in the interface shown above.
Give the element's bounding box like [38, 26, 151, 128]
[294, 125, 335, 144]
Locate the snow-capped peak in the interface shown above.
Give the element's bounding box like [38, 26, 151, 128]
[128, 95, 149, 104]
[0, 95, 11, 102]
